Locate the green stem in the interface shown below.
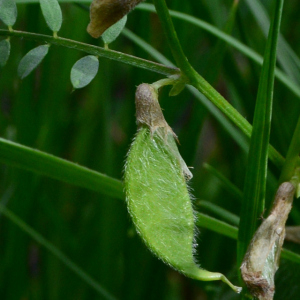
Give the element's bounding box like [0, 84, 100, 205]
[190, 63, 285, 168]
[0, 29, 179, 76]
[137, 3, 300, 100]
[152, 0, 196, 79]
[151, 0, 284, 169]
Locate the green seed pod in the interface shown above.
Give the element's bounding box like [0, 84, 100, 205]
[124, 83, 242, 293]
[87, 0, 143, 38]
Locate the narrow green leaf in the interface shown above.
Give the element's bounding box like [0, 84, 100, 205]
[136, 3, 300, 100]
[0, 204, 118, 300]
[0, 137, 124, 200]
[245, 0, 300, 85]
[197, 201, 240, 227]
[204, 0, 239, 84]
[238, 0, 284, 265]
[0, 0, 17, 27]
[102, 15, 127, 45]
[39, 0, 62, 33]
[70, 55, 99, 89]
[196, 212, 238, 240]
[203, 163, 243, 201]
[0, 138, 299, 265]
[0, 39, 10, 67]
[197, 213, 300, 264]
[17, 44, 49, 79]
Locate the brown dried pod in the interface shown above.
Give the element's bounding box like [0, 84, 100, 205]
[87, 0, 143, 38]
[241, 182, 296, 300]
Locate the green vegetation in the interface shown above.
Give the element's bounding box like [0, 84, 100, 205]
[0, 0, 300, 299]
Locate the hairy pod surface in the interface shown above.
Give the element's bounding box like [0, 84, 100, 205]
[124, 84, 242, 293]
[125, 126, 197, 274]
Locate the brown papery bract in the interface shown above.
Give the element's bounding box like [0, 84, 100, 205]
[87, 0, 143, 38]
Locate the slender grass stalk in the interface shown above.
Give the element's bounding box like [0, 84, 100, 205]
[151, 0, 284, 169]
[196, 212, 300, 264]
[203, 163, 243, 201]
[197, 201, 240, 226]
[137, 3, 300, 100]
[0, 204, 118, 300]
[0, 137, 124, 200]
[244, 0, 300, 84]
[237, 0, 284, 275]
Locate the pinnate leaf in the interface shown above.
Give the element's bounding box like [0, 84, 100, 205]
[0, 0, 17, 26]
[102, 15, 127, 45]
[0, 39, 10, 67]
[70, 55, 99, 89]
[39, 0, 62, 33]
[18, 44, 50, 79]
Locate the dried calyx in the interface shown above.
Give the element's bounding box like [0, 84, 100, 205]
[135, 83, 192, 180]
[135, 83, 177, 140]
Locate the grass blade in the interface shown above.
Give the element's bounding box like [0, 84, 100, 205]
[0, 138, 299, 265]
[245, 0, 300, 84]
[0, 137, 124, 200]
[136, 3, 300, 100]
[237, 0, 284, 265]
[0, 204, 118, 300]
[196, 213, 300, 265]
[0, 38, 10, 67]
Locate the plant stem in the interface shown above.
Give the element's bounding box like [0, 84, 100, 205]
[152, 0, 196, 79]
[137, 3, 300, 100]
[0, 29, 179, 76]
[152, 0, 284, 169]
[0, 27, 284, 167]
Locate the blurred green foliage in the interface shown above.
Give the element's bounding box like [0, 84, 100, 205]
[1, 0, 300, 299]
